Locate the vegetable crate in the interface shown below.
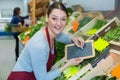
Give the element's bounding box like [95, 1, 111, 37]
[87, 17, 120, 40]
[76, 11, 104, 20]
[93, 17, 119, 38]
[73, 17, 107, 38]
[87, 11, 104, 20]
[63, 12, 98, 34]
[62, 13, 80, 34]
[79, 41, 120, 80]
[51, 47, 110, 80]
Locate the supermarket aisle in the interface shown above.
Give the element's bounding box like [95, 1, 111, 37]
[0, 37, 16, 80]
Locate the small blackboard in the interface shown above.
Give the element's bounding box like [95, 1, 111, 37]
[65, 40, 95, 61]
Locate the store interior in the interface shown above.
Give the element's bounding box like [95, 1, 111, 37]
[0, 0, 120, 80]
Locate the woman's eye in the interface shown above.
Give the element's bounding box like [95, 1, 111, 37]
[52, 18, 57, 20]
[62, 19, 66, 21]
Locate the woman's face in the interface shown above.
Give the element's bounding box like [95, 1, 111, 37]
[47, 9, 67, 36]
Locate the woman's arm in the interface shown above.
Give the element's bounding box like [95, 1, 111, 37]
[22, 15, 29, 19]
[56, 32, 73, 44]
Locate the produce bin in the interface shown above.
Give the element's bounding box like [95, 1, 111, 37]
[51, 45, 110, 80]
[73, 17, 107, 38]
[62, 12, 102, 34]
[88, 17, 120, 40]
[94, 17, 120, 37]
[79, 41, 120, 80]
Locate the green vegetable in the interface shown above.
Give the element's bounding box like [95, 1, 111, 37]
[66, 7, 73, 16]
[40, 16, 46, 23]
[55, 73, 66, 80]
[103, 26, 120, 41]
[86, 19, 107, 35]
[63, 66, 79, 79]
[108, 76, 116, 80]
[5, 23, 19, 35]
[94, 37, 109, 52]
[55, 42, 65, 63]
[90, 76, 101, 80]
[97, 75, 107, 80]
[93, 20, 107, 29]
[90, 75, 107, 80]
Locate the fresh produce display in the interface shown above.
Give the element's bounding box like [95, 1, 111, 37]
[103, 25, 120, 41]
[54, 21, 120, 80]
[54, 40, 110, 80]
[94, 37, 109, 52]
[19, 23, 44, 44]
[19, 16, 46, 44]
[55, 42, 65, 63]
[86, 20, 107, 35]
[18, 12, 120, 80]
[69, 17, 92, 34]
[55, 64, 84, 80]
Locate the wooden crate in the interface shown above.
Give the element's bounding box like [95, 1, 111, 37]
[51, 47, 110, 80]
[79, 41, 120, 80]
[88, 17, 120, 40]
[87, 11, 104, 20]
[95, 17, 120, 37]
[80, 54, 120, 80]
[109, 41, 120, 52]
[69, 64, 93, 80]
[63, 12, 97, 34]
[73, 17, 98, 37]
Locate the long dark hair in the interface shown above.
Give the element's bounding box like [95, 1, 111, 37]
[13, 7, 20, 16]
[47, 2, 68, 17]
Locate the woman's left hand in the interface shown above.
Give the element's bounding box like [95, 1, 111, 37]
[71, 37, 84, 48]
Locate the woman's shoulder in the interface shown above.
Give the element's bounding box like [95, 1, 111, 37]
[11, 15, 18, 20]
[27, 27, 47, 48]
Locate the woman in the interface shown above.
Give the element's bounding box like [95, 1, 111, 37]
[8, 2, 84, 80]
[10, 7, 29, 61]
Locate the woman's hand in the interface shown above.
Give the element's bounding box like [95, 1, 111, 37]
[59, 58, 83, 72]
[66, 58, 83, 66]
[71, 37, 84, 48]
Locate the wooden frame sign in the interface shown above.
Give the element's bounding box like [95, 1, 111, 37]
[65, 40, 95, 61]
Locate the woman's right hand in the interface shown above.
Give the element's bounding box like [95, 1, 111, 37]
[59, 58, 83, 72]
[66, 58, 83, 67]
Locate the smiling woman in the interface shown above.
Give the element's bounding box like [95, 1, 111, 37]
[7, 1, 84, 80]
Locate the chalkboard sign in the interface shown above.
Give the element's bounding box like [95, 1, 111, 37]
[65, 40, 95, 61]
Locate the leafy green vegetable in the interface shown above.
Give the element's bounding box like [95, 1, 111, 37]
[63, 66, 79, 79]
[55, 42, 65, 63]
[103, 26, 120, 41]
[66, 7, 73, 16]
[108, 76, 116, 80]
[86, 19, 107, 35]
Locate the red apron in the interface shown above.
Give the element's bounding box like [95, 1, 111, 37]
[7, 27, 57, 80]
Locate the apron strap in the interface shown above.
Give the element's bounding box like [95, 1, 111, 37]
[45, 27, 57, 71]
